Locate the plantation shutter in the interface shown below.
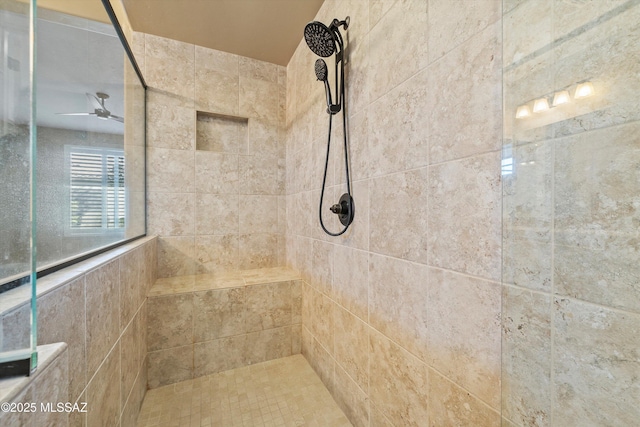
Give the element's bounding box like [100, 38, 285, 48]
[69, 148, 125, 230]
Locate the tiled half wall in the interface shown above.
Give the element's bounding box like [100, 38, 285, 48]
[0, 236, 157, 426]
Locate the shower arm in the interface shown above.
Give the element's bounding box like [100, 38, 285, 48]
[328, 32, 345, 115]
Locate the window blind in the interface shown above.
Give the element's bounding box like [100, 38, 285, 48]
[69, 149, 125, 230]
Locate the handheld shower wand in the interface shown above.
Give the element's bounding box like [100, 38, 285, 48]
[314, 59, 333, 113]
[304, 17, 354, 236]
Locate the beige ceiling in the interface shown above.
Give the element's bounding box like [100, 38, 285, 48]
[121, 0, 325, 66]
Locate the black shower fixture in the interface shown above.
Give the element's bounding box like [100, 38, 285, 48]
[303, 17, 354, 236]
[303, 17, 349, 115]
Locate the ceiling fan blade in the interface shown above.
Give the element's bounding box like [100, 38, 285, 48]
[108, 114, 124, 123]
[56, 112, 96, 116]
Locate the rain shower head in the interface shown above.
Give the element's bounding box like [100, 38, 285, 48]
[314, 59, 328, 81]
[304, 21, 336, 57]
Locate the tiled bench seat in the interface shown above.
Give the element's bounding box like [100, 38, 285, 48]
[147, 267, 302, 388]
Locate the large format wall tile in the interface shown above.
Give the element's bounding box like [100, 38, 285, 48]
[502, 285, 551, 427]
[195, 193, 239, 235]
[238, 154, 284, 195]
[246, 282, 292, 332]
[428, 268, 501, 409]
[147, 192, 195, 237]
[248, 119, 282, 157]
[196, 69, 239, 115]
[37, 278, 86, 403]
[503, 0, 552, 67]
[239, 195, 279, 233]
[85, 260, 120, 378]
[370, 168, 429, 263]
[503, 141, 553, 230]
[239, 56, 279, 83]
[428, 152, 502, 281]
[120, 246, 145, 329]
[333, 363, 370, 427]
[120, 309, 144, 409]
[334, 305, 369, 393]
[193, 288, 245, 342]
[195, 234, 239, 273]
[332, 245, 368, 321]
[428, 0, 501, 63]
[310, 239, 334, 296]
[367, 0, 428, 102]
[310, 291, 335, 356]
[367, 69, 429, 177]
[369, 330, 429, 427]
[553, 123, 640, 312]
[553, 298, 640, 426]
[157, 236, 196, 277]
[145, 34, 194, 99]
[32, 348, 70, 427]
[238, 233, 280, 270]
[246, 326, 293, 364]
[147, 147, 195, 193]
[368, 253, 429, 362]
[193, 335, 247, 377]
[194, 151, 239, 195]
[146, 90, 195, 151]
[301, 326, 334, 388]
[427, 21, 502, 164]
[503, 227, 552, 292]
[550, 2, 640, 137]
[147, 294, 193, 351]
[148, 345, 194, 388]
[240, 77, 280, 124]
[86, 343, 120, 427]
[429, 369, 501, 427]
[195, 45, 239, 76]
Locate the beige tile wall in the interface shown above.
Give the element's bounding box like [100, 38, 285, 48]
[0, 237, 156, 426]
[286, 0, 503, 426]
[139, 33, 287, 279]
[502, 1, 640, 426]
[146, 276, 302, 388]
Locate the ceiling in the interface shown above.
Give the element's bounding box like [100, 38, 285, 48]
[121, 0, 325, 66]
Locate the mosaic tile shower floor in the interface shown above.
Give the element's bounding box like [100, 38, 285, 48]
[136, 355, 352, 427]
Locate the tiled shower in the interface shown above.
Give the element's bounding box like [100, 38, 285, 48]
[1, 0, 638, 426]
[134, 0, 640, 426]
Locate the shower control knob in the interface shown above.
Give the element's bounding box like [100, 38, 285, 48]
[328, 193, 354, 227]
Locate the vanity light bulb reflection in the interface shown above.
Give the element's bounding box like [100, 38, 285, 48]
[533, 98, 550, 113]
[515, 105, 531, 119]
[575, 81, 595, 99]
[552, 90, 571, 106]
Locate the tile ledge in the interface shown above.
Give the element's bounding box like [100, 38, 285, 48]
[0, 342, 67, 403]
[150, 266, 301, 296]
[0, 236, 157, 317]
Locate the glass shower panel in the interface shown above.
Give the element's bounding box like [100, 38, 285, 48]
[0, 0, 37, 373]
[0, 0, 32, 286]
[35, 5, 145, 270]
[502, 1, 640, 426]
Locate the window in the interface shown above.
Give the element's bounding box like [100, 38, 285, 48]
[66, 146, 125, 232]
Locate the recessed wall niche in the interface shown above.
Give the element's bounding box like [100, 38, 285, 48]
[196, 111, 248, 153]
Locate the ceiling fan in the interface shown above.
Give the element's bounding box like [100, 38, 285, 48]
[56, 92, 124, 123]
